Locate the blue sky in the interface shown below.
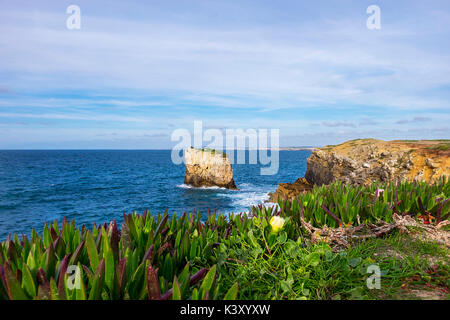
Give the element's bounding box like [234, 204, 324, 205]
[0, 0, 449, 149]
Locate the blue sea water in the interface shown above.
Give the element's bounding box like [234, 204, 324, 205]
[0, 150, 310, 240]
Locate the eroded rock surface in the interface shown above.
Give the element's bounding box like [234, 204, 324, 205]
[305, 139, 450, 185]
[184, 148, 237, 189]
[268, 177, 312, 202]
[269, 139, 449, 201]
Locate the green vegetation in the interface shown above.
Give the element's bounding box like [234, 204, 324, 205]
[194, 147, 228, 158]
[277, 177, 449, 228]
[427, 144, 450, 151]
[0, 212, 238, 300]
[0, 178, 448, 300]
[397, 140, 419, 142]
[217, 228, 449, 299]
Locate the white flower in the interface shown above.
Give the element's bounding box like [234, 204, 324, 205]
[269, 216, 285, 233]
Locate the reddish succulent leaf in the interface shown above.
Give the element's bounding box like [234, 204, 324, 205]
[154, 214, 168, 235]
[142, 245, 154, 264]
[300, 202, 305, 219]
[6, 240, 18, 262]
[147, 264, 161, 300]
[189, 268, 207, 286]
[53, 236, 64, 257]
[36, 268, 52, 300]
[436, 199, 449, 223]
[96, 258, 105, 276]
[95, 232, 102, 251]
[0, 265, 7, 289]
[109, 220, 120, 260]
[156, 242, 169, 256]
[321, 205, 344, 226]
[44, 241, 57, 277]
[160, 288, 173, 300]
[57, 254, 70, 299]
[4, 262, 28, 300]
[117, 258, 127, 294]
[417, 196, 426, 214]
[82, 264, 94, 280]
[69, 240, 85, 266]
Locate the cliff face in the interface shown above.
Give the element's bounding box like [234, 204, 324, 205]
[305, 139, 450, 185]
[268, 177, 312, 202]
[184, 148, 238, 189]
[269, 139, 449, 202]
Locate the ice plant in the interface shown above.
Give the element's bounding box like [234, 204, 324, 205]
[0, 211, 239, 300]
[276, 176, 449, 228]
[269, 216, 285, 233]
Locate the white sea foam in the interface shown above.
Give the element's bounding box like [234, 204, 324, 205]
[178, 182, 277, 214]
[219, 183, 277, 213]
[176, 184, 227, 190]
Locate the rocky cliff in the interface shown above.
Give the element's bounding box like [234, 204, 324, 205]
[184, 148, 238, 189]
[269, 139, 449, 202]
[268, 177, 312, 202]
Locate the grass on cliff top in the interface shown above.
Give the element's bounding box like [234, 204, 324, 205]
[189, 146, 228, 157]
[426, 143, 450, 151]
[323, 138, 377, 148]
[323, 139, 450, 150]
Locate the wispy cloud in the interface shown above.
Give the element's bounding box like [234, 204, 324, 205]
[0, 112, 149, 123]
[322, 121, 356, 128]
[396, 116, 432, 124]
[358, 119, 379, 126]
[0, 1, 449, 148]
[0, 85, 14, 94]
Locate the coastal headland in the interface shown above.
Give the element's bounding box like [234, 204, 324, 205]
[270, 139, 450, 201]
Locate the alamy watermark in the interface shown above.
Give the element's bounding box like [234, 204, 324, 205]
[66, 5, 81, 30]
[366, 5, 381, 30]
[171, 121, 280, 175]
[66, 265, 82, 290]
[366, 264, 381, 289]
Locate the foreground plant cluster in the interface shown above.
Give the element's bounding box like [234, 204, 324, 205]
[0, 178, 449, 300]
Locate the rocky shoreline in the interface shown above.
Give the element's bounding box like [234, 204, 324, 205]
[269, 139, 450, 202]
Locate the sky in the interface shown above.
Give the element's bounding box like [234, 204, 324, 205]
[0, 0, 449, 149]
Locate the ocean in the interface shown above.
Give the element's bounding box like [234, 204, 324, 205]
[0, 150, 310, 240]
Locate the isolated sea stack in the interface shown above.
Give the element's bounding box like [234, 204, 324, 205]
[184, 147, 238, 189]
[269, 139, 450, 202]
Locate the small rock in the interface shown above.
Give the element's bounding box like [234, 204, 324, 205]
[403, 160, 413, 170]
[425, 158, 437, 169]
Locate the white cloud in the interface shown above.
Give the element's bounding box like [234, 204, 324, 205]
[0, 6, 449, 111]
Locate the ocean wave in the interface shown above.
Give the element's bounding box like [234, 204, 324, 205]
[218, 188, 272, 213]
[233, 192, 269, 207]
[238, 182, 254, 188]
[176, 184, 228, 190]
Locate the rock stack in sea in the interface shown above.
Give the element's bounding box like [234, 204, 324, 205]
[269, 139, 450, 202]
[184, 147, 238, 190]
